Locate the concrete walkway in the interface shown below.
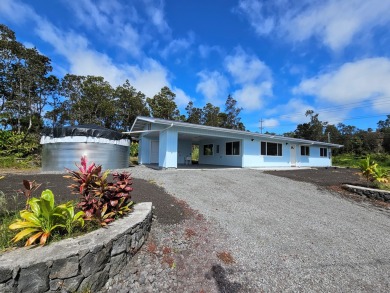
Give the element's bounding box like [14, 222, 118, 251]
[130, 166, 390, 292]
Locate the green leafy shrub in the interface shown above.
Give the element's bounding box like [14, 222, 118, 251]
[130, 142, 138, 157]
[372, 167, 389, 183]
[8, 189, 79, 246]
[65, 156, 134, 226]
[60, 201, 85, 235]
[358, 155, 377, 186]
[358, 155, 389, 187]
[0, 130, 40, 158]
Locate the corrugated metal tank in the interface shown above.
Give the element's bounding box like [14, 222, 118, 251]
[40, 125, 130, 172]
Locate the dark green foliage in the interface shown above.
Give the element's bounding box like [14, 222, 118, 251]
[114, 80, 150, 131]
[146, 86, 180, 120]
[201, 103, 221, 126]
[0, 130, 40, 157]
[294, 110, 327, 141]
[185, 101, 202, 124]
[221, 95, 245, 130]
[0, 24, 52, 134]
[130, 142, 139, 157]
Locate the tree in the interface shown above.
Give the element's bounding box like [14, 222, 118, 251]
[44, 75, 67, 127]
[185, 101, 203, 124]
[114, 80, 149, 131]
[294, 110, 327, 141]
[146, 86, 180, 120]
[221, 95, 244, 130]
[378, 115, 390, 153]
[201, 103, 221, 126]
[0, 25, 52, 133]
[60, 75, 115, 128]
[60, 74, 85, 125]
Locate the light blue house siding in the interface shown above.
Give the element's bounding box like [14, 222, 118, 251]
[198, 138, 242, 167]
[131, 117, 341, 169]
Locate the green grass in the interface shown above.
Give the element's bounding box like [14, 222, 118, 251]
[333, 153, 390, 171]
[333, 153, 390, 191]
[0, 155, 40, 169]
[0, 212, 20, 251]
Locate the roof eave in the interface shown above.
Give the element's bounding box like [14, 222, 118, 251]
[130, 116, 344, 148]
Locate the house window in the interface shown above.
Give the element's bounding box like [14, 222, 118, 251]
[226, 141, 240, 155]
[203, 144, 213, 156]
[261, 141, 282, 156]
[301, 146, 310, 156]
[320, 147, 328, 157]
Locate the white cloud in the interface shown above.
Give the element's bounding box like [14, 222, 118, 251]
[161, 34, 194, 59]
[142, 0, 171, 34]
[198, 44, 222, 59]
[0, 0, 38, 24]
[225, 47, 271, 84]
[122, 59, 171, 98]
[172, 87, 191, 107]
[67, 0, 142, 57]
[262, 118, 279, 128]
[224, 48, 273, 111]
[236, 0, 390, 51]
[35, 19, 171, 97]
[232, 83, 271, 110]
[0, 0, 187, 101]
[196, 71, 229, 104]
[235, 0, 275, 35]
[294, 58, 390, 114]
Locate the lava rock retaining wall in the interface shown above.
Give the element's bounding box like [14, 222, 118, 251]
[342, 184, 390, 202]
[0, 202, 152, 293]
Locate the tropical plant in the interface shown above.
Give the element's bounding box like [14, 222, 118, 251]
[58, 201, 85, 235]
[9, 189, 68, 246]
[19, 179, 42, 210]
[130, 142, 138, 157]
[65, 156, 134, 226]
[107, 172, 134, 217]
[372, 167, 389, 183]
[358, 155, 377, 186]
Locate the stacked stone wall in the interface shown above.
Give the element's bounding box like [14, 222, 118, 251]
[342, 184, 390, 202]
[0, 202, 152, 293]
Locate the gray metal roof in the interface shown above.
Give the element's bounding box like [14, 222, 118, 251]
[129, 116, 343, 148]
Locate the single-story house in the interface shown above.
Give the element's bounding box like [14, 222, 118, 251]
[129, 116, 343, 169]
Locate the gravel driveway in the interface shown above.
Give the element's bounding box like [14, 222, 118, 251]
[129, 166, 390, 292]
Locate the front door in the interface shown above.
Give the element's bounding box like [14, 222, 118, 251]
[150, 140, 159, 164]
[290, 144, 296, 167]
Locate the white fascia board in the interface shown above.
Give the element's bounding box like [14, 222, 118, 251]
[131, 116, 344, 148]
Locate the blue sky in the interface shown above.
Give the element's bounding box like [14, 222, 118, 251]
[1, 0, 389, 134]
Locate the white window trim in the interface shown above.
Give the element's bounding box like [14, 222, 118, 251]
[301, 146, 310, 156]
[320, 147, 328, 157]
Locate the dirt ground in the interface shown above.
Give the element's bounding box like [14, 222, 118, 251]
[265, 167, 390, 209]
[265, 167, 366, 187]
[0, 171, 186, 225]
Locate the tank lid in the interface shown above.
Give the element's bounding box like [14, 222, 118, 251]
[42, 124, 125, 140]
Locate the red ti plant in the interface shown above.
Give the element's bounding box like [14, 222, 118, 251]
[64, 156, 134, 226]
[19, 180, 42, 210]
[106, 172, 134, 217]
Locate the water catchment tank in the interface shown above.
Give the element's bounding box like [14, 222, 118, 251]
[40, 125, 130, 172]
